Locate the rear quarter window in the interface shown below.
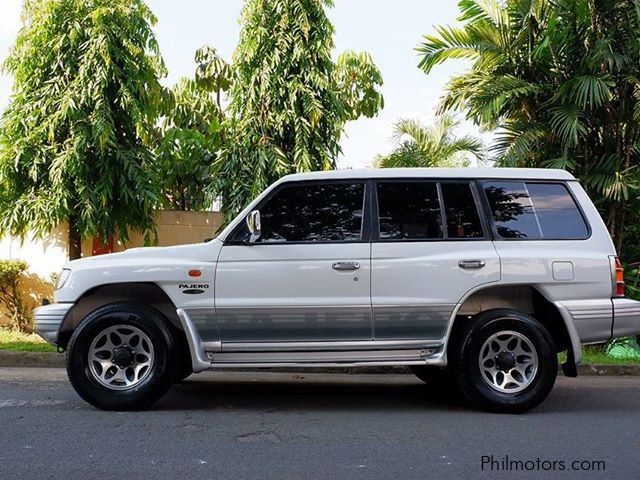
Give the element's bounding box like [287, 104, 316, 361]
[483, 181, 589, 240]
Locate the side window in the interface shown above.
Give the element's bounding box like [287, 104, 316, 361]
[440, 183, 484, 238]
[377, 182, 443, 240]
[257, 182, 365, 243]
[484, 181, 589, 239]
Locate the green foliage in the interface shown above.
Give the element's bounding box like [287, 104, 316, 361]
[374, 115, 485, 168]
[155, 78, 221, 211]
[417, 0, 640, 255]
[625, 263, 640, 301]
[335, 51, 384, 120]
[0, 0, 166, 255]
[154, 45, 231, 211]
[213, 0, 384, 222]
[0, 260, 30, 332]
[195, 45, 232, 107]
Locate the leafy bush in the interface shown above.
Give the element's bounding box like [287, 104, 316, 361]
[625, 264, 640, 302]
[0, 260, 31, 332]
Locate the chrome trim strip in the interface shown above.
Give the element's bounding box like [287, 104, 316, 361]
[207, 360, 433, 368]
[176, 308, 213, 373]
[33, 303, 74, 345]
[210, 348, 438, 364]
[218, 339, 441, 352]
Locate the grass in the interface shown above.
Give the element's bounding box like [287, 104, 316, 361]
[580, 347, 640, 365]
[559, 346, 640, 365]
[0, 328, 57, 352]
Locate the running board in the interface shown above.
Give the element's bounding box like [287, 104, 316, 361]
[177, 308, 445, 372]
[207, 349, 437, 366]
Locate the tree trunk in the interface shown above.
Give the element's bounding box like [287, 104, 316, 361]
[68, 215, 82, 260]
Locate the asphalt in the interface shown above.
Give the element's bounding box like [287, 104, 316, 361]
[0, 368, 638, 480]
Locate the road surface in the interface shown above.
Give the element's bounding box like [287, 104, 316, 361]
[0, 368, 638, 479]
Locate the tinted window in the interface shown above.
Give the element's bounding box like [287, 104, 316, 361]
[441, 183, 484, 238]
[377, 182, 443, 239]
[484, 181, 589, 239]
[257, 182, 365, 243]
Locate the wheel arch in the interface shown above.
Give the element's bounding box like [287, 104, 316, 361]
[444, 284, 580, 365]
[58, 282, 183, 350]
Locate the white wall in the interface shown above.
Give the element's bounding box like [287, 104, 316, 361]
[0, 228, 68, 279]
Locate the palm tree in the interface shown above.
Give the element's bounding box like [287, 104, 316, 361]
[416, 0, 640, 254]
[374, 115, 486, 168]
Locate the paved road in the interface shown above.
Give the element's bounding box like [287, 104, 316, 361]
[0, 368, 638, 480]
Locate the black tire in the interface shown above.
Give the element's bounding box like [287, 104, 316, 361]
[450, 309, 557, 414]
[66, 302, 178, 411]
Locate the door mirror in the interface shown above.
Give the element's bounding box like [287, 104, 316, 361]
[246, 210, 261, 243]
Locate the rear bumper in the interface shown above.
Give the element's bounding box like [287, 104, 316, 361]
[33, 303, 73, 346]
[612, 298, 640, 339]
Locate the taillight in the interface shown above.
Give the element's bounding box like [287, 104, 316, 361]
[610, 256, 625, 297]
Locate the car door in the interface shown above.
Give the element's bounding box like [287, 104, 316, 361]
[371, 180, 500, 340]
[215, 180, 372, 344]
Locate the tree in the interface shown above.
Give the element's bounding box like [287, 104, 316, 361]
[374, 115, 485, 168]
[155, 78, 220, 211]
[0, 260, 30, 333]
[417, 0, 640, 256]
[194, 45, 232, 121]
[213, 0, 384, 222]
[155, 46, 230, 211]
[0, 0, 166, 259]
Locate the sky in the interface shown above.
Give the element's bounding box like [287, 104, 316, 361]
[0, 0, 487, 169]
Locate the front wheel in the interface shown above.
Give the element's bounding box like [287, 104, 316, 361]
[66, 302, 177, 410]
[450, 309, 557, 413]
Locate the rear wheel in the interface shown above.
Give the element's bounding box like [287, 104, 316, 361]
[450, 309, 557, 413]
[66, 302, 178, 410]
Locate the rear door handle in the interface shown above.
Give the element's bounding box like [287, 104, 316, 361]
[332, 261, 360, 271]
[458, 260, 485, 269]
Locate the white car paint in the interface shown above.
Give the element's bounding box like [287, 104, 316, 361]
[34, 168, 640, 370]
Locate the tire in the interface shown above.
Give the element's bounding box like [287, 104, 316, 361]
[66, 302, 178, 411]
[450, 309, 557, 414]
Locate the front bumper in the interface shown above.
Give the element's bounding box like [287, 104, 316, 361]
[33, 303, 73, 346]
[612, 298, 640, 338]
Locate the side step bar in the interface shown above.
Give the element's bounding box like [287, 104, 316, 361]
[177, 308, 444, 372]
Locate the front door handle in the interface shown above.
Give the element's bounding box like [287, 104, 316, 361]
[332, 261, 360, 271]
[458, 260, 485, 269]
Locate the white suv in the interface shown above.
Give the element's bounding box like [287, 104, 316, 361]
[34, 168, 640, 413]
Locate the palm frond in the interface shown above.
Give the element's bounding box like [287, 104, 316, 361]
[417, 26, 478, 73]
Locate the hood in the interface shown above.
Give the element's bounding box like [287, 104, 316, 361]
[65, 239, 223, 269]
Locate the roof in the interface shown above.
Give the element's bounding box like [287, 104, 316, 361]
[279, 167, 576, 183]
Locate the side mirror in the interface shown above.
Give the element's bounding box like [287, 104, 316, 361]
[246, 210, 261, 243]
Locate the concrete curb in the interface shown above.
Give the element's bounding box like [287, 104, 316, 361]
[0, 351, 65, 368]
[0, 350, 639, 375]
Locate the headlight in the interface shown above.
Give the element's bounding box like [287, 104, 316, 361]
[56, 269, 71, 289]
